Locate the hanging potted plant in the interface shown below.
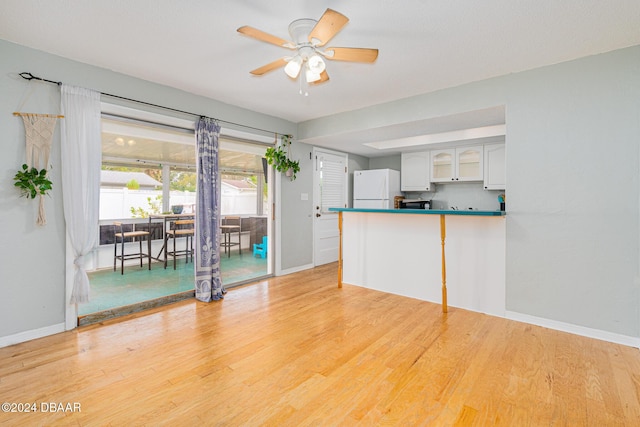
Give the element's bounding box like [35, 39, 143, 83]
[264, 134, 300, 180]
[13, 163, 53, 226]
[13, 163, 52, 199]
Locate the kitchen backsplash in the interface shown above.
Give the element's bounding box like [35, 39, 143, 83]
[404, 182, 503, 211]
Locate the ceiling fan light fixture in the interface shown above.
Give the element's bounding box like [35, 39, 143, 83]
[307, 53, 326, 73]
[239, 8, 378, 87]
[305, 66, 322, 83]
[284, 55, 303, 78]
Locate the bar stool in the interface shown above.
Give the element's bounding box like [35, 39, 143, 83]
[113, 222, 151, 275]
[165, 219, 195, 269]
[220, 216, 242, 258]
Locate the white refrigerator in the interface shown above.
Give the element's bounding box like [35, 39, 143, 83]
[353, 169, 402, 209]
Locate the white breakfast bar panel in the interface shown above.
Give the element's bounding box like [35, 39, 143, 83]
[332, 209, 506, 317]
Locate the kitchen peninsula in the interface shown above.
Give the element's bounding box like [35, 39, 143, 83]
[329, 208, 506, 317]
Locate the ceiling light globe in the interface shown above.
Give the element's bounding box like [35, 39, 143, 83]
[284, 56, 303, 78]
[305, 68, 321, 83]
[307, 54, 326, 73]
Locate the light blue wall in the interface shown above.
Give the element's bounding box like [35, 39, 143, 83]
[369, 155, 401, 171]
[347, 153, 369, 207]
[0, 39, 296, 339]
[0, 59, 66, 337]
[300, 45, 640, 338]
[280, 140, 313, 270]
[505, 47, 640, 334]
[2, 37, 640, 342]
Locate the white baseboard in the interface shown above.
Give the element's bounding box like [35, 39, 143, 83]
[278, 263, 314, 277]
[0, 323, 66, 348]
[6, 304, 636, 352]
[506, 311, 640, 349]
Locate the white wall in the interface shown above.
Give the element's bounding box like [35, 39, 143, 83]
[342, 213, 506, 317]
[299, 45, 640, 339]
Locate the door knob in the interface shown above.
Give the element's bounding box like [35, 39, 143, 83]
[316, 213, 321, 217]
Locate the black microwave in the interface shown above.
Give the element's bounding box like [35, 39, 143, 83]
[399, 200, 431, 209]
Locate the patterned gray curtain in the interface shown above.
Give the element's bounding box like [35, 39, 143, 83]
[194, 117, 225, 301]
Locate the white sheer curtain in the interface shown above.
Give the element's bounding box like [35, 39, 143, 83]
[60, 85, 101, 303]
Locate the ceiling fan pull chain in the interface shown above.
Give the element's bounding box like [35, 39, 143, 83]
[298, 74, 309, 96]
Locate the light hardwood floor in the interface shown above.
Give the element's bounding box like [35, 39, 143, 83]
[1, 263, 639, 426]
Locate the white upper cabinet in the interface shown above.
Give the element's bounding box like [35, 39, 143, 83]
[431, 146, 483, 182]
[431, 150, 454, 182]
[483, 143, 506, 190]
[401, 151, 432, 191]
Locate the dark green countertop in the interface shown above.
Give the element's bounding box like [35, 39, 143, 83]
[328, 208, 505, 216]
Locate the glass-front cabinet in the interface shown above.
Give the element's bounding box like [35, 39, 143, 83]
[431, 146, 483, 182]
[457, 147, 483, 180]
[431, 151, 454, 182]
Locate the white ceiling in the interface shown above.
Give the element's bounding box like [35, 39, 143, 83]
[2, 0, 640, 156]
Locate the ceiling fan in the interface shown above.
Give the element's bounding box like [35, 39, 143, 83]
[237, 8, 378, 86]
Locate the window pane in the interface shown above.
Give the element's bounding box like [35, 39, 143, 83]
[319, 154, 346, 213]
[168, 168, 196, 214]
[101, 165, 163, 220]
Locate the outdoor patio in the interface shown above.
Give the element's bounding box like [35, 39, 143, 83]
[80, 251, 268, 322]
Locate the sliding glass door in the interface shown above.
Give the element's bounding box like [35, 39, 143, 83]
[80, 107, 272, 318]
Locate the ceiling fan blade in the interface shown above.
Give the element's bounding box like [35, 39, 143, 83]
[237, 26, 294, 49]
[308, 9, 349, 47]
[250, 58, 288, 76]
[324, 47, 379, 63]
[309, 70, 330, 85]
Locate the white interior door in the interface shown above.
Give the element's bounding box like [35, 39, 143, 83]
[313, 149, 348, 266]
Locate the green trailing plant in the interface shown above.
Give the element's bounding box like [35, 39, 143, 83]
[13, 164, 53, 199]
[130, 195, 162, 218]
[264, 134, 300, 180]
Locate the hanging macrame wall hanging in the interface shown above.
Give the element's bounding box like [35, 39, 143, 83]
[13, 81, 64, 225]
